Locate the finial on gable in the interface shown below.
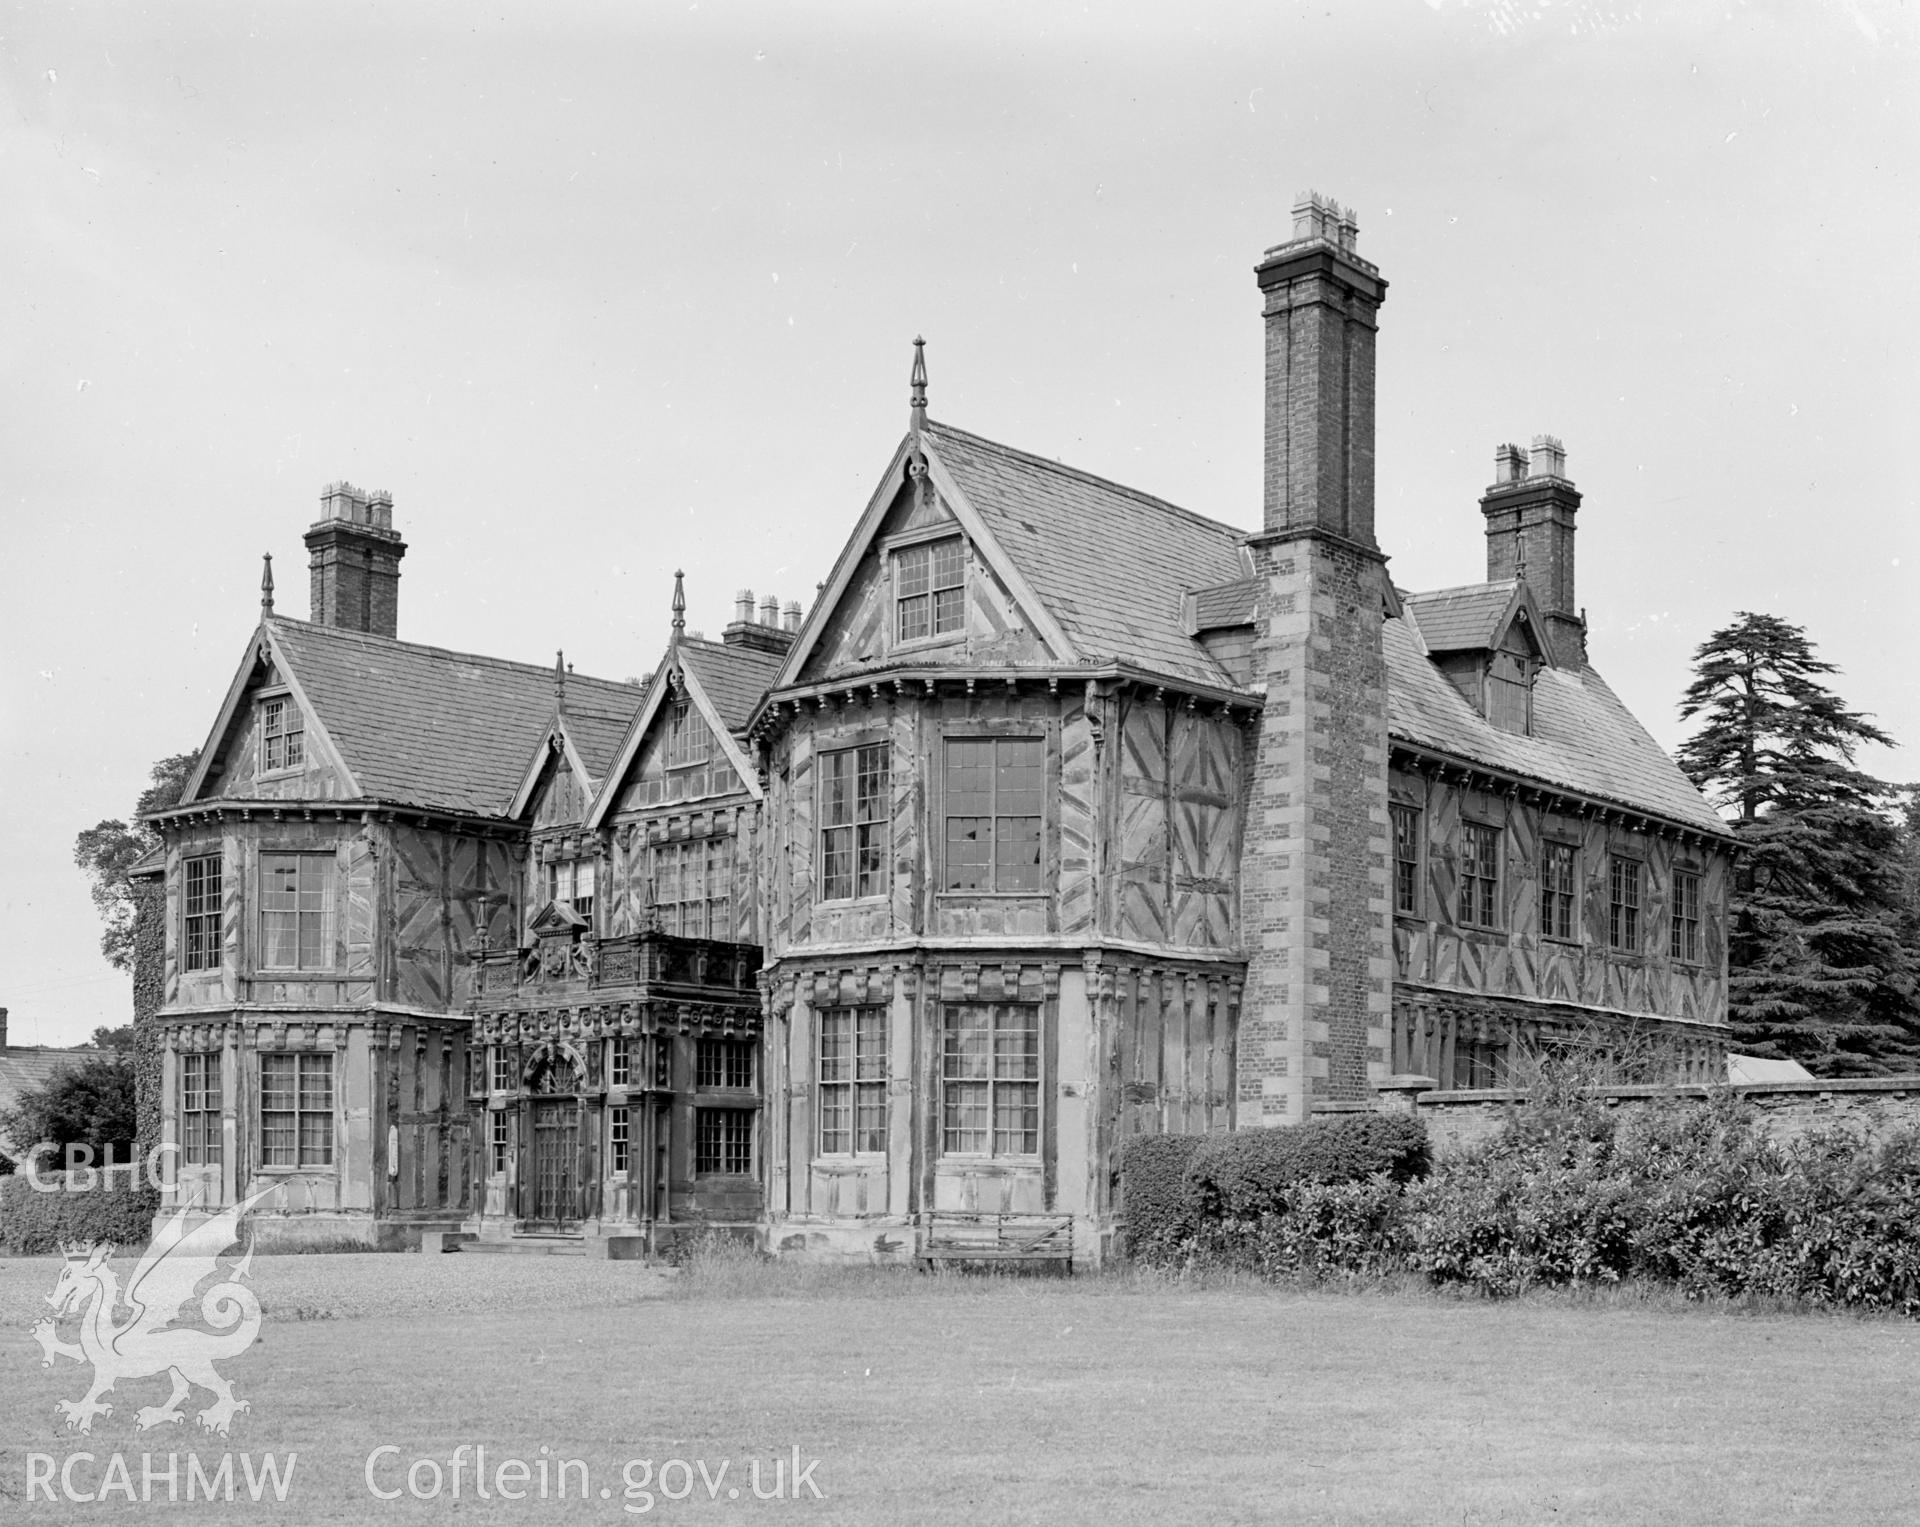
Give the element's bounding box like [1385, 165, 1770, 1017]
[910, 336, 928, 434]
[260, 552, 275, 616]
[554, 648, 567, 712]
[669, 569, 686, 667]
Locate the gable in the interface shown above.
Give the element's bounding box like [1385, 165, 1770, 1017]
[191, 639, 354, 804]
[527, 746, 590, 830]
[607, 679, 746, 815]
[793, 472, 1060, 684]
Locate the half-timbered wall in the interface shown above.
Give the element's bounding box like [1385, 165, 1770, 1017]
[202, 669, 353, 804]
[1387, 763, 1730, 1069]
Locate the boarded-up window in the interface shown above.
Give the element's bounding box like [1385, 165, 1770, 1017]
[940, 1003, 1039, 1156]
[1459, 823, 1501, 928]
[820, 744, 889, 901]
[695, 1108, 754, 1175]
[1541, 842, 1578, 942]
[1609, 857, 1641, 951]
[1390, 805, 1421, 915]
[1670, 869, 1701, 963]
[183, 855, 223, 972]
[180, 1053, 221, 1166]
[261, 697, 305, 772]
[896, 537, 965, 643]
[261, 1052, 332, 1168]
[942, 737, 1044, 894]
[818, 1007, 886, 1155]
[260, 853, 335, 970]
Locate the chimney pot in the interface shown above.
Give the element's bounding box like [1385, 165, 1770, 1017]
[735, 588, 755, 625]
[1529, 434, 1567, 480]
[306, 479, 406, 636]
[1494, 443, 1529, 485]
[783, 600, 802, 633]
[759, 594, 780, 627]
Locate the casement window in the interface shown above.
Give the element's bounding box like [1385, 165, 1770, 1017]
[609, 1107, 631, 1175]
[819, 744, 889, 901]
[179, 1053, 222, 1166]
[942, 737, 1044, 894]
[1670, 868, 1701, 963]
[259, 853, 335, 970]
[695, 1108, 754, 1175]
[609, 1035, 634, 1089]
[261, 697, 304, 772]
[1452, 1037, 1506, 1090]
[941, 1003, 1040, 1157]
[696, 1037, 755, 1091]
[547, 858, 596, 923]
[664, 699, 711, 768]
[1458, 822, 1501, 929]
[182, 855, 223, 972]
[1390, 805, 1421, 916]
[1541, 841, 1578, 942]
[1609, 856, 1642, 952]
[490, 1046, 515, 1093]
[260, 1053, 333, 1168]
[651, 837, 731, 938]
[895, 536, 965, 644]
[818, 1007, 887, 1155]
[489, 1110, 510, 1175]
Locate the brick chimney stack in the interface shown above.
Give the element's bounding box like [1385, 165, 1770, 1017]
[1241, 192, 1396, 1129]
[304, 482, 406, 638]
[1480, 435, 1586, 666]
[1254, 191, 1389, 545]
[723, 586, 798, 656]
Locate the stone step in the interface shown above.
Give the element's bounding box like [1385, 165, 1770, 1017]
[462, 1235, 588, 1257]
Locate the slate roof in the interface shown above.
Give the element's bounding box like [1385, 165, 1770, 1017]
[680, 639, 786, 736]
[1385, 605, 1728, 834]
[561, 702, 641, 786]
[925, 421, 1249, 689]
[1191, 577, 1264, 632]
[266, 618, 643, 818]
[1400, 581, 1520, 654]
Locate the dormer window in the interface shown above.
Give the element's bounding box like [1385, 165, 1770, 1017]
[895, 536, 964, 643]
[548, 858, 595, 924]
[261, 696, 304, 771]
[1485, 614, 1544, 737]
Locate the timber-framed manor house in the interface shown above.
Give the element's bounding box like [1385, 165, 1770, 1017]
[138, 197, 1735, 1262]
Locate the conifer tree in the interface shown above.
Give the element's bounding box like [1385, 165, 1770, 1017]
[1678, 613, 1917, 1072]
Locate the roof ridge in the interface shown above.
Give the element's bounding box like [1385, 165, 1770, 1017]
[1401, 579, 1522, 602]
[924, 418, 1249, 546]
[268, 615, 633, 693]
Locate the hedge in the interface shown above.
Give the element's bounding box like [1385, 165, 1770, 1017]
[1118, 1133, 1208, 1261]
[0, 1173, 158, 1256]
[1185, 1113, 1431, 1223]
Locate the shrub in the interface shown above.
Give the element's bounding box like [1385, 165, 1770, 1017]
[0, 1174, 158, 1256]
[1186, 1113, 1430, 1223]
[1118, 1133, 1208, 1263]
[1249, 1179, 1408, 1281]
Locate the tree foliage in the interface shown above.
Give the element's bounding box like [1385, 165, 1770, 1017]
[72, 751, 198, 971]
[0, 1053, 138, 1163]
[1677, 613, 1917, 1072]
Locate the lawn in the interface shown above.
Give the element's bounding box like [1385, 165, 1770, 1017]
[1, 1251, 1916, 1524]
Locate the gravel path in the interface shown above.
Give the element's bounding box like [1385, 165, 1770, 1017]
[0, 1251, 674, 1327]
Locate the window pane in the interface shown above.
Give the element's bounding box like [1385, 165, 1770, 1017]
[818, 1011, 851, 1082]
[261, 1054, 297, 1110]
[932, 586, 964, 635]
[855, 1082, 887, 1154]
[896, 543, 930, 598]
[930, 538, 964, 590]
[942, 1081, 990, 1154]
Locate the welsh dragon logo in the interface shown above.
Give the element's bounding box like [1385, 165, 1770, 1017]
[33, 1187, 274, 1436]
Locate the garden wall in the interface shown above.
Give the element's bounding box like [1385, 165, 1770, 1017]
[1381, 1076, 1920, 1153]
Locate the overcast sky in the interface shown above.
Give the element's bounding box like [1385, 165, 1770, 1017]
[3, 0, 1914, 1046]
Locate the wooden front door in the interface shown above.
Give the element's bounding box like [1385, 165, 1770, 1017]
[530, 1101, 579, 1226]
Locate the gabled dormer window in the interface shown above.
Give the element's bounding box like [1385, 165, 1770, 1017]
[1485, 614, 1544, 737]
[261, 696, 304, 771]
[895, 536, 965, 644]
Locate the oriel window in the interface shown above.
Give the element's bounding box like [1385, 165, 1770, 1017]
[820, 744, 889, 901]
[260, 853, 334, 970]
[183, 855, 223, 972]
[942, 737, 1043, 894]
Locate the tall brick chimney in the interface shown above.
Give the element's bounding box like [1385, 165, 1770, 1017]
[1241, 192, 1395, 1127]
[304, 482, 406, 637]
[1480, 435, 1586, 666]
